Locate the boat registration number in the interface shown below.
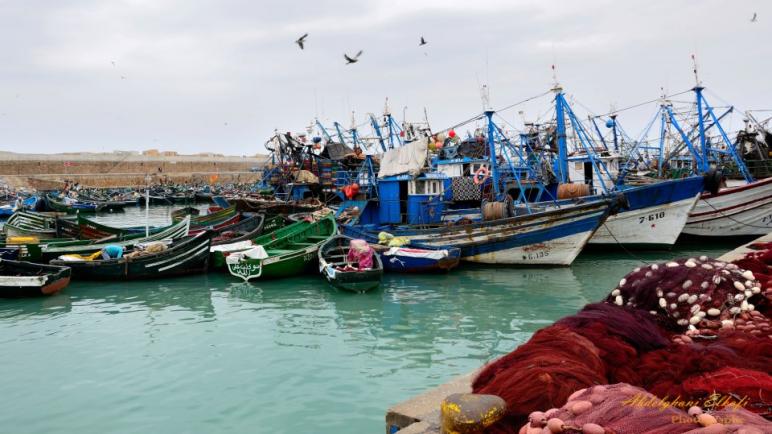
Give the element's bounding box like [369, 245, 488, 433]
[639, 211, 665, 224]
[524, 250, 550, 260]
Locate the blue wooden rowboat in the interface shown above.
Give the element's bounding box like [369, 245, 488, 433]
[342, 225, 461, 273]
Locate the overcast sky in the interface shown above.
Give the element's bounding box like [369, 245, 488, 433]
[0, 0, 770, 155]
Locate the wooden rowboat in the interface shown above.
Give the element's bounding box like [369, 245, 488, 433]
[173, 205, 237, 227]
[342, 225, 461, 273]
[210, 216, 314, 270]
[0, 259, 71, 297]
[45, 195, 104, 213]
[225, 215, 337, 282]
[211, 214, 286, 246]
[318, 235, 383, 292]
[50, 231, 211, 280]
[31, 216, 191, 263]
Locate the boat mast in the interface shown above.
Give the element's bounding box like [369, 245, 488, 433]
[553, 85, 569, 183]
[484, 110, 501, 199]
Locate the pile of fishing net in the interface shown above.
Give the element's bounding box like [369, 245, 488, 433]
[604, 256, 771, 339]
[516, 383, 769, 434]
[472, 253, 772, 433]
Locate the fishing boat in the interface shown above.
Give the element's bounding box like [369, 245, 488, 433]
[0, 259, 71, 297]
[3, 211, 60, 238]
[342, 226, 461, 272]
[45, 194, 104, 213]
[50, 231, 211, 280]
[173, 205, 237, 227]
[318, 236, 383, 292]
[225, 215, 336, 281]
[71, 214, 169, 240]
[345, 199, 611, 265]
[684, 177, 772, 237]
[211, 214, 285, 246]
[30, 216, 191, 263]
[628, 85, 772, 238]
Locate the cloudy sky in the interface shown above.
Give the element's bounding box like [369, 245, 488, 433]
[0, 0, 770, 155]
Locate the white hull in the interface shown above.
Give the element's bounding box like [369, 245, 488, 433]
[684, 178, 772, 237]
[589, 194, 700, 246]
[463, 230, 596, 265]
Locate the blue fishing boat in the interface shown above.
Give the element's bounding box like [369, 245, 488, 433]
[342, 109, 616, 266]
[514, 86, 707, 247]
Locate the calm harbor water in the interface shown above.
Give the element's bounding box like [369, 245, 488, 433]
[0, 206, 737, 434]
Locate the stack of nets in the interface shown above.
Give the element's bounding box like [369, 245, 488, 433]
[516, 383, 769, 434]
[473, 253, 772, 433]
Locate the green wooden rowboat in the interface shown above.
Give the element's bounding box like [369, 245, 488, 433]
[225, 215, 336, 281]
[3, 211, 65, 238]
[26, 216, 191, 263]
[173, 205, 237, 227]
[209, 216, 299, 270]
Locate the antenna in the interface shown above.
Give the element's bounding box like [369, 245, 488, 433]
[350, 111, 356, 130]
[480, 84, 491, 111]
[691, 54, 702, 87]
[551, 64, 562, 93]
[384, 97, 390, 116]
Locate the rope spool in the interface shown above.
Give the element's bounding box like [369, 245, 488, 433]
[557, 183, 591, 199]
[482, 201, 506, 221]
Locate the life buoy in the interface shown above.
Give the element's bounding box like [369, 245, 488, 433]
[473, 166, 490, 185]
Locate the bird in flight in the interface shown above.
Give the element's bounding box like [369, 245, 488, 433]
[344, 50, 363, 64]
[419, 36, 427, 46]
[111, 60, 116, 67]
[751, 12, 757, 22]
[295, 33, 308, 50]
[120, 75, 126, 80]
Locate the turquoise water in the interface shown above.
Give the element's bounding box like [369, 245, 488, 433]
[0, 207, 738, 434]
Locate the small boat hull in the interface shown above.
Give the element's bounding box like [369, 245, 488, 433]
[0, 259, 71, 297]
[588, 176, 704, 246]
[378, 247, 461, 273]
[318, 235, 383, 292]
[346, 201, 610, 266]
[50, 232, 211, 280]
[684, 177, 772, 237]
[589, 194, 700, 246]
[225, 215, 337, 281]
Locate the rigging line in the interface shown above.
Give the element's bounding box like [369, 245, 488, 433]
[492, 90, 553, 114]
[602, 223, 650, 265]
[588, 88, 694, 119]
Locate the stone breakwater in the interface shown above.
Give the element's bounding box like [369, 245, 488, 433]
[0, 151, 267, 189]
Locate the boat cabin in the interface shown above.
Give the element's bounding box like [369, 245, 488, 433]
[376, 173, 447, 225]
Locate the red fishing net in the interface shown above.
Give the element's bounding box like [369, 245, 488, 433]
[515, 383, 771, 434]
[473, 325, 607, 428]
[472, 255, 772, 433]
[682, 367, 772, 418]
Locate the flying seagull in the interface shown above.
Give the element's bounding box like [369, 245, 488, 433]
[344, 50, 363, 64]
[419, 36, 427, 46]
[751, 12, 757, 22]
[295, 33, 308, 49]
[111, 60, 116, 67]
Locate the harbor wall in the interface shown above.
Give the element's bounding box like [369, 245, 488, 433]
[0, 151, 268, 189]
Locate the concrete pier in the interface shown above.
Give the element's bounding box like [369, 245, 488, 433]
[386, 232, 772, 434]
[0, 151, 267, 189]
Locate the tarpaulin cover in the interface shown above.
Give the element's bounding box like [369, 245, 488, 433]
[377, 138, 428, 177]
